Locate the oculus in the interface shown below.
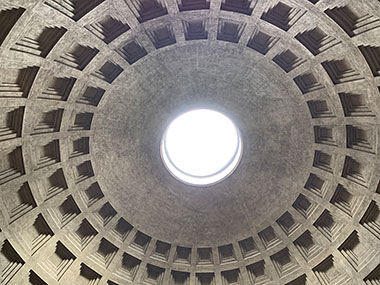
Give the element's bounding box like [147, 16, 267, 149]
[161, 109, 242, 186]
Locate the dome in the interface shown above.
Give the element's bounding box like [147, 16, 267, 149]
[0, 0, 380, 284]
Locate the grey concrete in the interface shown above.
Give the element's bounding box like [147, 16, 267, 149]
[0, 0, 380, 284]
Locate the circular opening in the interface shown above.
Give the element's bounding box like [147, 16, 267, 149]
[161, 109, 243, 186]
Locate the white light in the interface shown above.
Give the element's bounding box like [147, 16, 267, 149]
[161, 109, 243, 186]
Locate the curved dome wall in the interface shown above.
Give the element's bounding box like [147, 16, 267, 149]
[0, 0, 380, 284]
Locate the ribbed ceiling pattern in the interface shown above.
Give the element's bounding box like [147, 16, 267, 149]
[0, 0, 380, 284]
